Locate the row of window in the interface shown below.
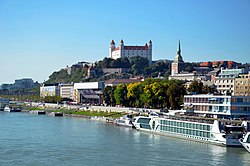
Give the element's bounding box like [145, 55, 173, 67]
[159, 120, 211, 131]
[159, 126, 211, 138]
[123, 53, 148, 56]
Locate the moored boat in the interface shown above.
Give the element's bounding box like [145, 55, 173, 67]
[4, 106, 22, 112]
[132, 116, 248, 147]
[115, 115, 133, 127]
[48, 112, 63, 117]
[239, 132, 250, 152]
[4, 106, 11, 112]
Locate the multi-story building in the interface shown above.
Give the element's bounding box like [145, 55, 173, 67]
[234, 72, 250, 96]
[14, 78, 34, 89]
[184, 94, 250, 118]
[214, 68, 244, 95]
[74, 82, 104, 104]
[59, 83, 74, 100]
[40, 83, 60, 97]
[109, 39, 152, 63]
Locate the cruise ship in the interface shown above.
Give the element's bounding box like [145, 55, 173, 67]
[132, 116, 248, 146]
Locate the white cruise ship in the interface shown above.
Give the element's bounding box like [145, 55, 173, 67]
[132, 116, 247, 147]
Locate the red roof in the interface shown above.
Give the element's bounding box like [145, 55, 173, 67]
[200, 61, 237, 68]
[114, 47, 120, 51]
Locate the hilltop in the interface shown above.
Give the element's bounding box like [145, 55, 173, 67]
[45, 56, 186, 84]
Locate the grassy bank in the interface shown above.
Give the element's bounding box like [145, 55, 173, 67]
[27, 106, 128, 119]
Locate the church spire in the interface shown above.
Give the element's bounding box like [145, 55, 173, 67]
[177, 40, 181, 56]
[174, 40, 184, 62]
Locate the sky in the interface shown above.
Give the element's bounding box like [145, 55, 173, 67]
[0, 0, 250, 84]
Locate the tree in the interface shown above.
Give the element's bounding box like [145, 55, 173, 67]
[114, 84, 128, 106]
[127, 82, 143, 107]
[130, 56, 149, 75]
[187, 80, 203, 94]
[103, 86, 116, 106]
[167, 81, 186, 109]
[151, 81, 169, 109]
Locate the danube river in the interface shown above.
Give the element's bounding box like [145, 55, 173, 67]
[0, 112, 249, 166]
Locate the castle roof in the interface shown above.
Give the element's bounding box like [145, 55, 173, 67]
[124, 46, 149, 50]
[112, 45, 150, 51]
[110, 40, 115, 45]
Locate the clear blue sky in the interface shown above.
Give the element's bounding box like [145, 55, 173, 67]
[0, 0, 250, 83]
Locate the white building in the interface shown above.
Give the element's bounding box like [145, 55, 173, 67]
[214, 68, 244, 95]
[184, 94, 250, 118]
[40, 83, 60, 97]
[109, 39, 152, 63]
[74, 82, 104, 104]
[59, 83, 74, 100]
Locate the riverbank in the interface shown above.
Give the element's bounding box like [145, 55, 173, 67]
[24, 106, 132, 120]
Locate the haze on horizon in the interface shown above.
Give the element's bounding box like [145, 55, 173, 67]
[0, 0, 250, 84]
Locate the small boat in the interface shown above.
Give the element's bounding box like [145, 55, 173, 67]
[29, 110, 46, 115]
[115, 115, 133, 127]
[48, 112, 63, 117]
[239, 132, 250, 152]
[4, 106, 22, 112]
[4, 106, 11, 112]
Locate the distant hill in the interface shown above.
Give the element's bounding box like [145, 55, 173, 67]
[45, 57, 203, 84]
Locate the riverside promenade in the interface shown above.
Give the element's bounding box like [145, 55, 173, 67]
[29, 102, 161, 114]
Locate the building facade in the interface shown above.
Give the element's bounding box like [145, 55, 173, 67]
[59, 83, 74, 100]
[214, 68, 244, 95]
[73, 82, 104, 104]
[234, 72, 250, 96]
[109, 39, 152, 63]
[40, 83, 60, 97]
[14, 78, 34, 89]
[184, 94, 250, 118]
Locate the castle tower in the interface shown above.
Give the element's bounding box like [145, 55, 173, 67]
[171, 40, 185, 75]
[148, 40, 152, 64]
[120, 39, 124, 58]
[109, 40, 116, 58]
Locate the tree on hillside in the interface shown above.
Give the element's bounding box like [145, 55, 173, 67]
[130, 56, 149, 75]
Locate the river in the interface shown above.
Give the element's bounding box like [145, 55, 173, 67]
[0, 112, 249, 166]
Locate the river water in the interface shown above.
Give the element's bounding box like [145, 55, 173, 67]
[0, 112, 249, 166]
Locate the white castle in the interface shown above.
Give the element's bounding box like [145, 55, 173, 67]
[109, 39, 152, 63]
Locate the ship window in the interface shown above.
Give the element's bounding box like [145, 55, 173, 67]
[180, 128, 183, 133]
[199, 124, 202, 130]
[177, 128, 180, 133]
[174, 127, 177, 133]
